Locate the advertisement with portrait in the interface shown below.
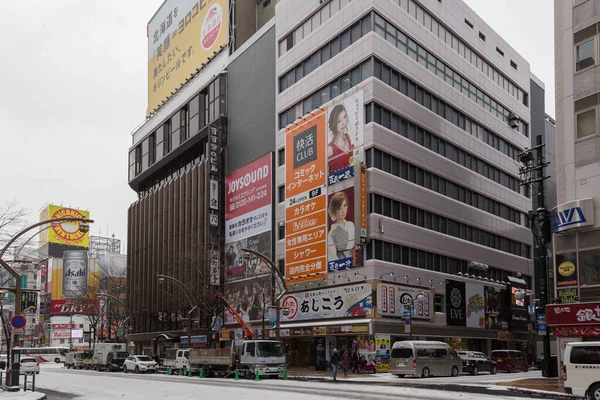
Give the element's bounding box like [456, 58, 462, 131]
[326, 182, 363, 273]
[556, 252, 578, 287]
[224, 274, 272, 325]
[376, 283, 434, 320]
[465, 283, 485, 329]
[225, 232, 272, 281]
[21, 291, 38, 315]
[147, 0, 230, 115]
[279, 283, 372, 322]
[326, 90, 364, 185]
[39, 205, 90, 248]
[374, 334, 391, 373]
[285, 109, 328, 283]
[485, 286, 504, 329]
[445, 279, 466, 327]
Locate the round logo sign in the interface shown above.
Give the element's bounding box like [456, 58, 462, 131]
[281, 295, 299, 320]
[399, 293, 413, 305]
[201, 3, 223, 51]
[558, 261, 575, 277]
[51, 207, 86, 244]
[450, 288, 462, 308]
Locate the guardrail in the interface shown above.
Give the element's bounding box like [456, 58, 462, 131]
[0, 371, 37, 392]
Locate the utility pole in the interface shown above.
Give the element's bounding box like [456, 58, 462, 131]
[518, 134, 553, 378]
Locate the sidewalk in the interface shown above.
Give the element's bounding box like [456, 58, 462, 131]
[287, 367, 379, 380]
[497, 378, 564, 393]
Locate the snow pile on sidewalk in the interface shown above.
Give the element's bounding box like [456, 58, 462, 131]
[0, 391, 46, 400]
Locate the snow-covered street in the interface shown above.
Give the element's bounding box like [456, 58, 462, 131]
[19, 363, 568, 400]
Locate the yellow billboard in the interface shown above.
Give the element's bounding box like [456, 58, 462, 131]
[39, 205, 90, 248]
[147, 0, 230, 115]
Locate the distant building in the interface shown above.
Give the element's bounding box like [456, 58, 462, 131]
[88, 235, 121, 258]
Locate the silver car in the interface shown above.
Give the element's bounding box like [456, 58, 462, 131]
[123, 355, 157, 373]
[20, 357, 40, 375]
[390, 340, 462, 378]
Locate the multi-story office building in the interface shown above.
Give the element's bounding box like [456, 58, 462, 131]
[275, 0, 545, 367]
[126, 1, 278, 354]
[546, 0, 600, 354]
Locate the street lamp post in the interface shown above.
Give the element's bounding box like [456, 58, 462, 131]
[240, 248, 287, 341]
[405, 292, 428, 336]
[157, 274, 196, 349]
[0, 217, 93, 390]
[97, 293, 128, 342]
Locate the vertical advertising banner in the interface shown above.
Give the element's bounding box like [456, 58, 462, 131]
[285, 109, 328, 283]
[326, 90, 364, 185]
[465, 283, 485, 329]
[485, 286, 502, 329]
[327, 182, 359, 272]
[50, 254, 99, 315]
[556, 252, 578, 287]
[147, 0, 230, 115]
[445, 279, 466, 327]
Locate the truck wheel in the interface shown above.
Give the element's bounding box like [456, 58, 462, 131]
[587, 383, 600, 400]
[55, 358, 61, 363]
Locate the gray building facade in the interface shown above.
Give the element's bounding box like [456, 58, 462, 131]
[275, 0, 542, 362]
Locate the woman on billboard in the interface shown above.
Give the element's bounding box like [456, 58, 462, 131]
[327, 191, 355, 261]
[327, 104, 355, 174]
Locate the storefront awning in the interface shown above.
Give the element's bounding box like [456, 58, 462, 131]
[506, 276, 527, 286]
[280, 319, 373, 329]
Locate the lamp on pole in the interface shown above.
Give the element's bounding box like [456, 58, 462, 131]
[0, 217, 93, 390]
[405, 292, 428, 336]
[240, 248, 288, 341]
[157, 274, 196, 349]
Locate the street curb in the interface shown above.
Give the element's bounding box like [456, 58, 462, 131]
[505, 387, 579, 399]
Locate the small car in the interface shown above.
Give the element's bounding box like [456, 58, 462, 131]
[123, 355, 157, 373]
[20, 357, 40, 375]
[457, 351, 497, 375]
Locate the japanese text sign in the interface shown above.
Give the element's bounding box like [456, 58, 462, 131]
[546, 302, 600, 326]
[285, 110, 328, 283]
[280, 283, 372, 322]
[225, 154, 272, 244]
[147, 0, 229, 115]
[376, 283, 434, 320]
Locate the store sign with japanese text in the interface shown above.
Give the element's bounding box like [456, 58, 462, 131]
[39, 205, 90, 248]
[147, 0, 230, 114]
[546, 302, 600, 326]
[557, 288, 578, 304]
[280, 283, 372, 322]
[50, 299, 98, 315]
[285, 109, 328, 283]
[376, 283, 434, 320]
[465, 283, 485, 329]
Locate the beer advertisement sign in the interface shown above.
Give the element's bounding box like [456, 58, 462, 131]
[50, 253, 99, 314]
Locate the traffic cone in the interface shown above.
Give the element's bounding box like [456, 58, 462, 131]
[200, 367, 204, 378]
[283, 369, 288, 380]
[179, 368, 183, 376]
[234, 369, 239, 380]
[255, 368, 260, 381]
[188, 368, 192, 377]
[167, 367, 171, 375]
[154, 367, 158, 374]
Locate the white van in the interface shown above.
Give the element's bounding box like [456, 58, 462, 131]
[390, 340, 462, 378]
[563, 341, 600, 399]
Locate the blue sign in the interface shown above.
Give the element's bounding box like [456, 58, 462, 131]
[214, 317, 223, 328]
[10, 315, 26, 329]
[20, 275, 27, 289]
[537, 314, 546, 322]
[403, 311, 412, 318]
[180, 335, 207, 345]
[528, 305, 535, 315]
[327, 165, 355, 186]
[551, 199, 594, 233]
[538, 322, 546, 334]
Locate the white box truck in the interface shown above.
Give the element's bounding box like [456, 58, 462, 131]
[91, 343, 128, 372]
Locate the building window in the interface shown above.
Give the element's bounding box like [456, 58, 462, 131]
[278, 148, 285, 167]
[278, 259, 285, 276]
[278, 223, 285, 240]
[579, 248, 600, 285]
[163, 120, 172, 154]
[180, 105, 189, 143]
[510, 60, 518, 70]
[464, 19, 473, 29]
[576, 108, 597, 139]
[496, 47, 504, 57]
[479, 32, 486, 41]
[576, 38, 595, 71]
[149, 133, 156, 166]
[278, 185, 285, 203]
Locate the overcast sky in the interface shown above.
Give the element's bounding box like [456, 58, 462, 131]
[0, 1, 555, 253]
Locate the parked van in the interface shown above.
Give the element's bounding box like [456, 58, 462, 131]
[390, 341, 462, 378]
[490, 350, 528, 373]
[563, 341, 600, 399]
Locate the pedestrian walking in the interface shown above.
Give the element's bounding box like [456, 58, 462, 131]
[330, 349, 340, 381]
[351, 351, 360, 374]
[341, 350, 351, 377]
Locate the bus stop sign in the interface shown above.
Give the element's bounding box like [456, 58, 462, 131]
[10, 315, 26, 329]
